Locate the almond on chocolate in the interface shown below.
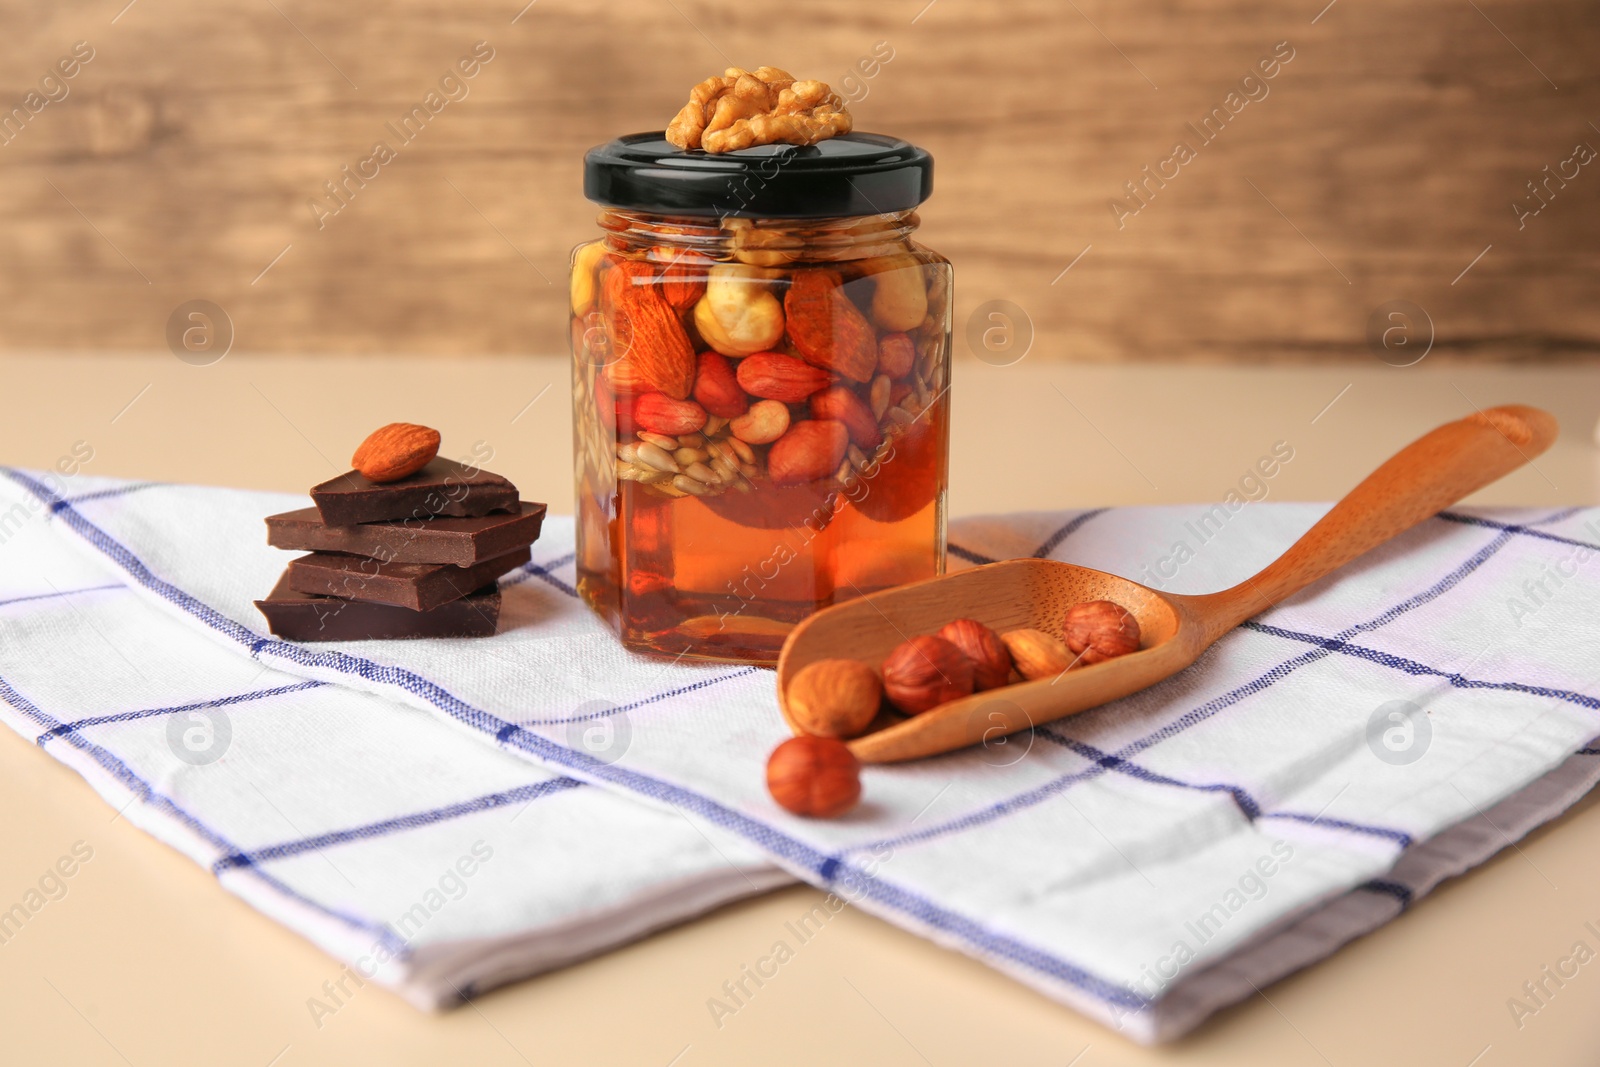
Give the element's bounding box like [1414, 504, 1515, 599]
[352, 423, 441, 483]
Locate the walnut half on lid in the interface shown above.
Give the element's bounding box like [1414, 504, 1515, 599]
[665, 66, 852, 153]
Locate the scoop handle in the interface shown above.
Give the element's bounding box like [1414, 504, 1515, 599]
[1194, 405, 1559, 639]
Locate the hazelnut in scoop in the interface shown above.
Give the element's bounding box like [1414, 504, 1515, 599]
[786, 658, 882, 739]
[882, 635, 974, 715]
[937, 618, 1013, 690]
[1064, 600, 1141, 665]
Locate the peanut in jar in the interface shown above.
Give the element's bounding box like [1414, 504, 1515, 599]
[574, 133, 949, 665]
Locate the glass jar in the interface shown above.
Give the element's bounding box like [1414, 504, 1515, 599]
[572, 133, 951, 665]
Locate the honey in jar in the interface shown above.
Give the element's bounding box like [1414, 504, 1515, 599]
[573, 132, 950, 665]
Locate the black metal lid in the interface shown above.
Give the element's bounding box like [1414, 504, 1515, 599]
[583, 131, 934, 219]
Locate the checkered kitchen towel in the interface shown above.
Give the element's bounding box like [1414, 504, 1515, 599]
[6, 467, 1600, 1042]
[0, 477, 785, 1012]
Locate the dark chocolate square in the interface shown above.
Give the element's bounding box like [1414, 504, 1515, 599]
[255, 573, 501, 641]
[311, 458, 518, 526]
[264, 501, 546, 567]
[284, 546, 530, 612]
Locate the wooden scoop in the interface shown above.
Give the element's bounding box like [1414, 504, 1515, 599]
[776, 405, 1559, 763]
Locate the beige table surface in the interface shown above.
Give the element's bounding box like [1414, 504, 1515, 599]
[2, 352, 1598, 1066]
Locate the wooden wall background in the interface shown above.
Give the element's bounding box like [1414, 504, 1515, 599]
[1, 0, 1596, 361]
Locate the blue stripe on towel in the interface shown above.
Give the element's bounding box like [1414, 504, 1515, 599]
[213, 778, 585, 871]
[63, 482, 165, 507]
[1262, 813, 1412, 848]
[1040, 729, 1416, 848]
[1358, 879, 1413, 909]
[1437, 509, 1594, 552]
[501, 552, 579, 598]
[947, 507, 1107, 567]
[0, 584, 125, 610]
[36, 680, 325, 743]
[1040, 729, 1264, 818]
[948, 542, 998, 565]
[1244, 622, 1600, 712]
[515, 667, 761, 727]
[1034, 508, 1109, 559]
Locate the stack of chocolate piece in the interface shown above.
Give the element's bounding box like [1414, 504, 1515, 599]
[255, 425, 545, 641]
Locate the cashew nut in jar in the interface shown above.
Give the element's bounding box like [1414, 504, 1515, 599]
[692, 263, 786, 357]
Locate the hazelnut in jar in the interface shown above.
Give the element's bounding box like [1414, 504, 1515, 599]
[572, 131, 950, 665]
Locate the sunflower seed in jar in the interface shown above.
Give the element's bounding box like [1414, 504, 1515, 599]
[738, 461, 760, 479]
[886, 406, 915, 427]
[710, 455, 739, 481]
[616, 443, 639, 464]
[655, 480, 689, 498]
[847, 444, 869, 471]
[674, 447, 708, 466]
[635, 442, 681, 473]
[704, 414, 728, 436]
[619, 464, 659, 484]
[728, 438, 756, 465]
[677, 433, 706, 449]
[671, 474, 712, 496]
[869, 374, 891, 419]
[638, 431, 679, 451]
[683, 461, 719, 484]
